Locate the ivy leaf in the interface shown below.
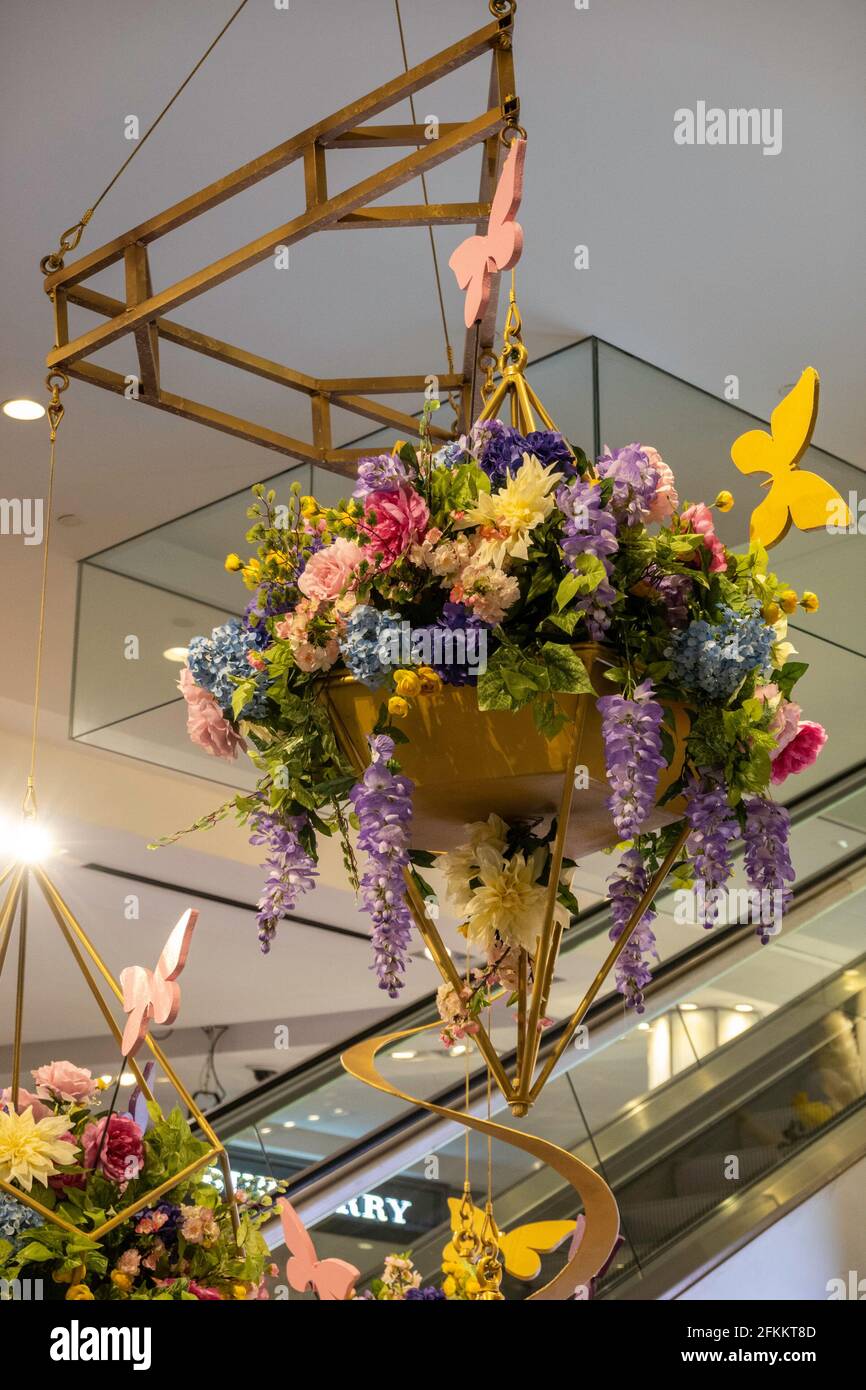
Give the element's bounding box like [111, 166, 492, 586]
[776, 660, 809, 699]
[540, 644, 593, 694]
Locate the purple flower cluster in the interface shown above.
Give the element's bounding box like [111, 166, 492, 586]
[742, 796, 795, 943]
[416, 601, 490, 686]
[683, 771, 740, 926]
[597, 444, 659, 526]
[353, 453, 413, 498]
[597, 681, 666, 838]
[645, 570, 692, 628]
[557, 478, 619, 639]
[608, 849, 658, 1012]
[249, 809, 319, 953]
[404, 1286, 448, 1300]
[471, 419, 575, 485]
[350, 735, 415, 996]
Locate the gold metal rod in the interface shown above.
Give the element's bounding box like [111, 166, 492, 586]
[43, 19, 506, 294]
[47, 108, 507, 370]
[217, 1147, 243, 1245]
[519, 706, 584, 1100]
[0, 867, 25, 982]
[514, 948, 527, 1087]
[11, 869, 29, 1103]
[529, 822, 691, 1102]
[0, 1177, 82, 1236]
[513, 369, 539, 433]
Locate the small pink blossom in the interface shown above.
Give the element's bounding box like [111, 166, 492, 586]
[297, 537, 364, 603]
[771, 721, 827, 784]
[32, 1060, 98, 1105]
[361, 486, 429, 568]
[116, 1249, 142, 1277]
[178, 666, 246, 761]
[642, 447, 679, 523]
[680, 502, 728, 574]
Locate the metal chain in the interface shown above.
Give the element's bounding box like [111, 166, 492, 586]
[40, 0, 251, 274]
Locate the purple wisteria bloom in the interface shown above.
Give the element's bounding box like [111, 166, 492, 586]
[683, 771, 740, 926]
[608, 848, 658, 1012]
[249, 809, 319, 953]
[597, 444, 659, 526]
[557, 478, 619, 639]
[644, 570, 692, 628]
[353, 453, 413, 499]
[350, 735, 415, 996]
[597, 681, 666, 838]
[742, 795, 795, 943]
[415, 601, 490, 686]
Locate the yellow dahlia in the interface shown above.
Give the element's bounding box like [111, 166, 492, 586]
[0, 1107, 79, 1192]
[463, 845, 549, 952]
[458, 455, 563, 564]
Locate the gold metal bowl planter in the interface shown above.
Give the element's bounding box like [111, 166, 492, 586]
[322, 643, 689, 1118]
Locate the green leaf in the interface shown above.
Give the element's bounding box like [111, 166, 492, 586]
[776, 660, 809, 699]
[476, 662, 517, 713]
[540, 644, 593, 694]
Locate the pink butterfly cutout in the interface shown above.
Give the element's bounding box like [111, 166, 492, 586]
[119, 908, 199, 1059]
[449, 135, 526, 327]
[278, 1198, 360, 1301]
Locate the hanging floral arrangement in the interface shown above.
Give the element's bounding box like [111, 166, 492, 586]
[164, 403, 826, 1019]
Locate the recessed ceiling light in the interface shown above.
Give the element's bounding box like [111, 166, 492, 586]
[120, 1072, 135, 1086]
[2, 398, 45, 421]
[424, 945, 452, 961]
[260, 1126, 272, 1135]
[637, 1022, 651, 1031]
[451, 1045, 467, 1057]
[282, 1120, 295, 1129]
[333, 1107, 345, 1116]
[57, 513, 83, 527]
[843, 969, 860, 978]
[837, 839, 850, 849]
[162, 646, 189, 663]
[680, 1003, 698, 1012]
[391, 1050, 417, 1060]
[734, 1003, 754, 1013]
[307, 1114, 320, 1123]
[358, 1242, 374, 1251]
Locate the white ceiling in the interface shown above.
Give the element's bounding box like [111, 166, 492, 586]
[0, 0, 864, 1111]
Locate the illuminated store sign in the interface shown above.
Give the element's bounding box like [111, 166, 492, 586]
[336, 1194, 413, 1226]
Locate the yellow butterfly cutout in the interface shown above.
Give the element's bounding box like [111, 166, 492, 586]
[444, 1196, 575, 1283]
[730, 366, 851, 548]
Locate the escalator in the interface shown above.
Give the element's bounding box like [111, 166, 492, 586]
[204, 765, 866, 1298]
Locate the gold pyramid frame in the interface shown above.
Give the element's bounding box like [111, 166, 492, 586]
[0, 861, 239, 1243]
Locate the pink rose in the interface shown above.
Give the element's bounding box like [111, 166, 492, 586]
[32, 1060, 98, 1105]
[643, 447, 679, 523]
[361, 486, 429, 568]
[82, 1114, 144, 1187]
[1, 1087, 50, 1121]
[178, 667, 246, 761]
[771, 721, 827, 784]
[297, 538, 364, 603]
[769, 697, 802, 755]
[680, 502, 727, 574]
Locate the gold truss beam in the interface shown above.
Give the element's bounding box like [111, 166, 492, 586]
[44, 13, 519, 473]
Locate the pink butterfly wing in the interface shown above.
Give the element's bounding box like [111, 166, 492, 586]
[488, 136, 525, 234]
[279, 1198, 319, 1293]
[120, 965, 154, 1058]
[449, 137, 526, 327]
[312, 1258, 360, 1302]
[151, 908, 198, 1026]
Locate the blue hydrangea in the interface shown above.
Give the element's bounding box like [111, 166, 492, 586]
[340, 605, 400, 687]
[670, 607, 775, 699]
[0, 1193, 44, 1243]
[187, 618, 269, 717]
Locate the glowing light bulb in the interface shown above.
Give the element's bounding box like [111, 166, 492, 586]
[1, 817, 54, 864]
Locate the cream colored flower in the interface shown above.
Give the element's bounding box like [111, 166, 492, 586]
[0, 1107, 79, 1191]
[439, 815, 509, 916]
[463, 844, 549, 952]
[457, 454, 563, 565]
[769, 615, 797, 670]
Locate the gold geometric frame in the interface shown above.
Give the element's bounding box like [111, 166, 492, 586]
[0, 862, 239, 1243]
[42, 8, 521, 475]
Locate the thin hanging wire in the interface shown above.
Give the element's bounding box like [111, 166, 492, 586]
[393, 0, 461, 416]
[41, 0, 251, 271]
[23, 377, 68, 818]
